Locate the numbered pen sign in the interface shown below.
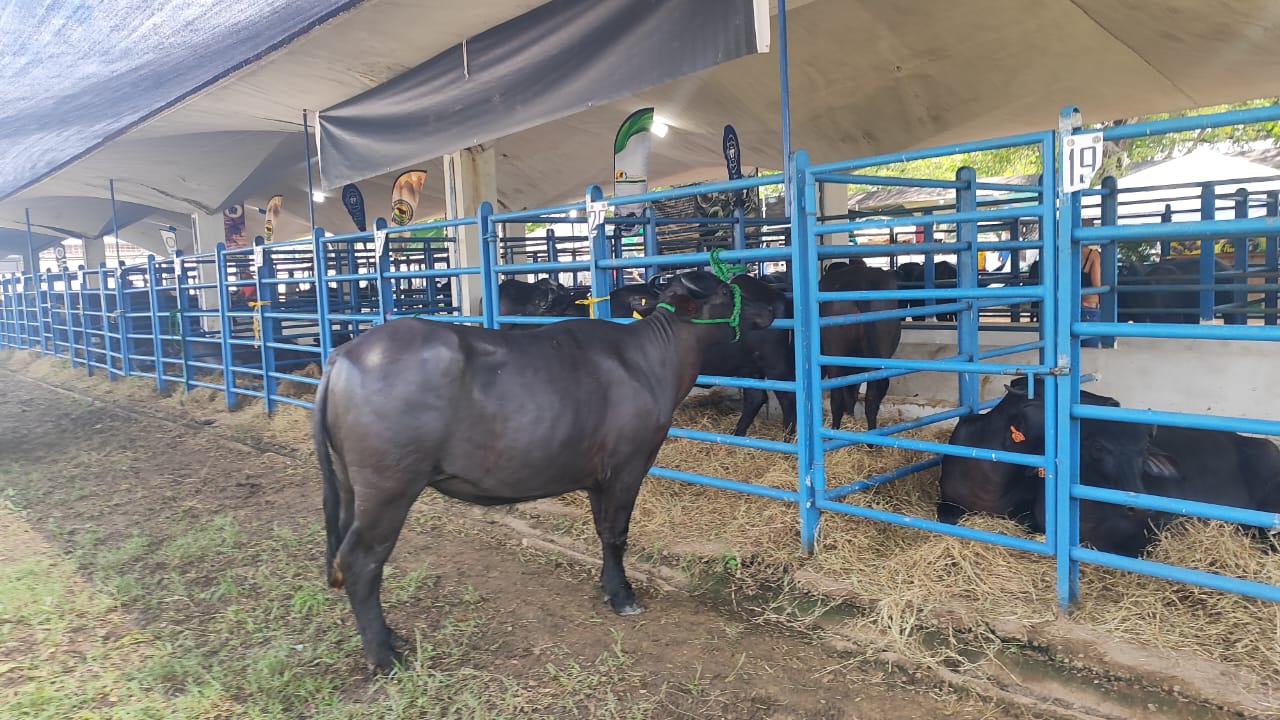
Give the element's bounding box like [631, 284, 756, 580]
[253, 246, 265, 268]
[585, 200, 610, 236]
[1062, 132, 1103, 193]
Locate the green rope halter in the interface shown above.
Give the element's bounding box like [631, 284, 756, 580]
[656, 247, 745, 341]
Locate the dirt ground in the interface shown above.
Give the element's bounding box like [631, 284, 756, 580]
[0, 367, 1065, 719]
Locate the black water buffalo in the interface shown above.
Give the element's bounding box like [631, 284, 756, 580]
[511, 274, 795, 437]
[497, 277, 567, 319]
[895, 261, 957, 322]
[1118, 257, 1234, 324]
[1067, 426, 1280, 552]
[313, 270, 775, 671]
[938, 378, 1122, 528]
[818, 264, 902, 430]
[1033, 418, 1179, 557]
[698, 274, 796, 436]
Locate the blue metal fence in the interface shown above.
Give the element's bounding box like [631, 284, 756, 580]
[2, 105, 1278, 612]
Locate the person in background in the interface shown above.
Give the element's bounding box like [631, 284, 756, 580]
[1080, 244, 1103, 348]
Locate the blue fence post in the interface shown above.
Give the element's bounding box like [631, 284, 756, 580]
[1099, 176, 1119, 347]
[587, 186, 614, 321]
[1267, 192, 1278, 326]
[145, 256, 167, 393]
[313, 229, 333, 364]
[1230, 188, 1249, 325]
[477, 203, 499, 329]
[254, 239, 277, 415]
[373, 218, 393, 324]
[173, 252, 193, 391]
[1053, 107, 1081, 610]
[955, 167, 980, 411]
[214, 243, 235, 409]
[74, 268, 90, 373]
[792, 150, 822, 555]
[97, 264, 115, 380]
[61, 269, 78, 368]
[1199, 184, 1216, 323]
[1160, 204, 1173, 259]
[642, 208, 658, 280]
[546, 227, 559, 284]
[114, 268, 132, 378]
[36, 271, 50, 356]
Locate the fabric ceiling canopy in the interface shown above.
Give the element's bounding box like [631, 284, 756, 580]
[0, 0, 363, 201]
[317, 0, 768, 190]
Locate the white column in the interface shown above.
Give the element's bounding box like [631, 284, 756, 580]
[819, 182, 850, 246]
[81, 237, 107, 288]
[443, 144, 497, 319]
[192, 212, 225, 332]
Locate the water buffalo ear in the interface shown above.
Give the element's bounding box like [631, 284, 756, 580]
[1143, 448, 1180, 480]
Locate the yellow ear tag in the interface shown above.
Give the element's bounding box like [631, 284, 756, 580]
[632, 311, 642, 319]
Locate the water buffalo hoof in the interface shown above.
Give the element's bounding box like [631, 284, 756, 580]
[613, 602, 644, 616]
[369, 649, 405, 676]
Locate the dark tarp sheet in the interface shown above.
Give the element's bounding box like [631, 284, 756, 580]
[317, 0, 764, 190]
[0, 0, 362, 201]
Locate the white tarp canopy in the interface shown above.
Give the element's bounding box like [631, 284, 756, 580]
[5, 0, 1280, 252]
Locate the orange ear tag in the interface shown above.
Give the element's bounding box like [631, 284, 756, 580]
[1009, 425, 1026, 443]
[1036, 467, 1046, 478]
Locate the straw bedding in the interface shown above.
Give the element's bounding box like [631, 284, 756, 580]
[4, 352, 1277, 688]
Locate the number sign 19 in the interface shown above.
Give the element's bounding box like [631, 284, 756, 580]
[585, 200, 609, 237]
[1062, 132, 1103, 193]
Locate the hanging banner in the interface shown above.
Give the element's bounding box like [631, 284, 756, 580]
[390, 170, 427, 226]
[264, 195, 283, 241]
[613, 108, 654, 235]
[342, 183, 367, 232]
[223, 204, 248, 249]
[723, 124, 745, 211]
[316, 0, 767, 191]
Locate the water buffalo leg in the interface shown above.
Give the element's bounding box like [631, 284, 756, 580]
[339, 472, 429, 673]
[936, 499, 966, 525]
[864, 377, 890, 431]
[775, 389, 797, 436]
[732, 387, 769, 436]
[588, 473, 644, 615]
[831, 381, 861, 431]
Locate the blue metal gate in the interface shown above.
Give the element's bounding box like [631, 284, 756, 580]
[1, 105, 1277, 611]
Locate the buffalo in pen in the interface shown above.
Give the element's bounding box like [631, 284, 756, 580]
[818, 263, 903, 431]
[313, 270, 775, 672]
[894, 260, 958, 322]
[498, 271, 795, 437]
[940, 377, 1279, 556]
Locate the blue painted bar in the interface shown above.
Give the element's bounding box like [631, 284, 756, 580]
[666, 427, 798, 455]
[825, 456, 943, 500]
[648, 466, 801, 503]
[1073, 547, 1280, 603]
[1073, 484, 1280, 530]
[1073, 403, 1280, 437]
[809, 130, 1052, 175]
[818, 499, 1051, 555]
[1076, 321, 1280, 341]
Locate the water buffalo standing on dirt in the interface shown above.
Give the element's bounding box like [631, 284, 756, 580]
[313, 271, 774, 672]
[818, 264, 902, 431]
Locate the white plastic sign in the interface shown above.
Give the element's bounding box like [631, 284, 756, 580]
[585, 200, 609, 236]
[253, 246, 264, 268]
[373, 227, 388, 258]
[1061, 132, 1103, 193]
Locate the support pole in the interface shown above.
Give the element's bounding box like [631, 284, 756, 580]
[778, 0, 793, 216]
[109, 178, 121, 266]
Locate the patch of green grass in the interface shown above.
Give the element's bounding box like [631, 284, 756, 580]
[160, 514, 243, 564]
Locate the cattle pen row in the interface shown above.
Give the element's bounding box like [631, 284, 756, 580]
[2, 105, 1279, 616]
